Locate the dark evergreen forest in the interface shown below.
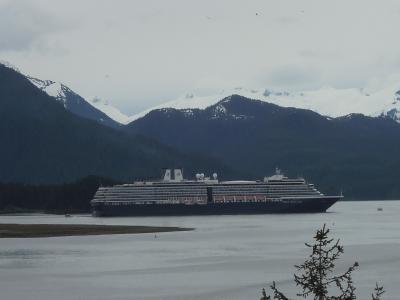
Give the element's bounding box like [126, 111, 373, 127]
[0, 176, 116, 213]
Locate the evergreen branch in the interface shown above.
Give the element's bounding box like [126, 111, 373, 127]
[270, 281, 291, 300]
[371, 283, 385, 300]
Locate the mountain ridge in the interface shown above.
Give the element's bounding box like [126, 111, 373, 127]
[4, 61, 400, 125]
[126, 95, 400, 199]
[125, 86, 400, 124]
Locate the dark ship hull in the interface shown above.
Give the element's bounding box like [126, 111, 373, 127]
[92, 196, 340, 217]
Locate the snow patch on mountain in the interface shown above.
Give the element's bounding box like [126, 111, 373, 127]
[89, 97, 131, 124]
[182, 109, 195, 118]
[212, 102, 227, 115]
[378, 90, 400, 122]
[28, 77, 67, 106]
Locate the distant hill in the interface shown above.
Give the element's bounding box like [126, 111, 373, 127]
[126, 95, 400, 199]
[0, 64, 231, 184]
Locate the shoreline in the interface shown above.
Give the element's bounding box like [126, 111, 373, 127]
[0, 223, 193, 238]
[0, 199, 399, 216]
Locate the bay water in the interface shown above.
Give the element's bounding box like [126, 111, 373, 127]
[0, 201, 399, 300]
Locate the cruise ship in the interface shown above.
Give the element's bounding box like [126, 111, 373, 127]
[91, 168, 341, 216]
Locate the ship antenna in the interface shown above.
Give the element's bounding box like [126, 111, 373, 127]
[275, 167, 281, 175]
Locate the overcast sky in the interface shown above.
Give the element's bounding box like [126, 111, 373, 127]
[1, 0, 400, 114]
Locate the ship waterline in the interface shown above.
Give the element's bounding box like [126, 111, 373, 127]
[91, 169, 342, 216]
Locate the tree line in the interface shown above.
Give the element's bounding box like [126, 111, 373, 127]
[0, 176, 117, 214]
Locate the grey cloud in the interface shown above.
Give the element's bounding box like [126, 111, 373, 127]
[275, 16, 300, 25]
[265, 65, 322, 90]
[298, 49, 343, 61]
[3, 0, 400, 114]
[298, 49, 317, 59]
[0, 0, 69, 52]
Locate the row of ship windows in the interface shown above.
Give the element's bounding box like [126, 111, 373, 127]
[98, 187, 317, 195]
[103, 185, 206, 189]
[102, 199, 207, 205]
[99, 188, 207, 193]
[95, 190, 320, 199]
[94, 192, 321, 203]
[109, 184, 313, 189]
[213, 185, 312, 191]
[98, 189, 206, 194]
[96, 189, 320, 197]
[213, 188, 319, 193]
[111, 181, 305, 187]
[98, 189, 209, 193]
[97, 198, 306, 206]
[96, 192, 206, 198]
[97, 191, 315, 199]
[99, 183, 312, 192]
[216, 189, 318, 194]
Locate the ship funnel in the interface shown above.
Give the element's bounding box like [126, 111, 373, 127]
[174, 169, 183, 182]
[163, 169, 171, 181]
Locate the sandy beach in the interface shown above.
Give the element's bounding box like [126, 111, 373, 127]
[0, 223, 192, 238]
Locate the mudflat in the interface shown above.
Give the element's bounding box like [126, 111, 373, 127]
[0, 223, 192, 238]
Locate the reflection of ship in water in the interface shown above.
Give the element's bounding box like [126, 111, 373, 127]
[91, 168, 341, 216]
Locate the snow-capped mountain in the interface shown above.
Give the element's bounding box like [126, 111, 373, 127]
[26, 76, 121, 128]
[0, 61, 123, 128]
[4, 60, 400, 126]
[126, 85, 400, 124]
[29, 74, 129, 126]
[89, 97, 131, 125]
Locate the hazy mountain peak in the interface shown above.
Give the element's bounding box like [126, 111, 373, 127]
[0, 60, 21, 73]
[88, 97, 131, 125]
[0, 63, 121, 128]
[127, 85, 400, 124]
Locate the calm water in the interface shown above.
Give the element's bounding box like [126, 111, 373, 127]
[0, 201, 399, 300]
